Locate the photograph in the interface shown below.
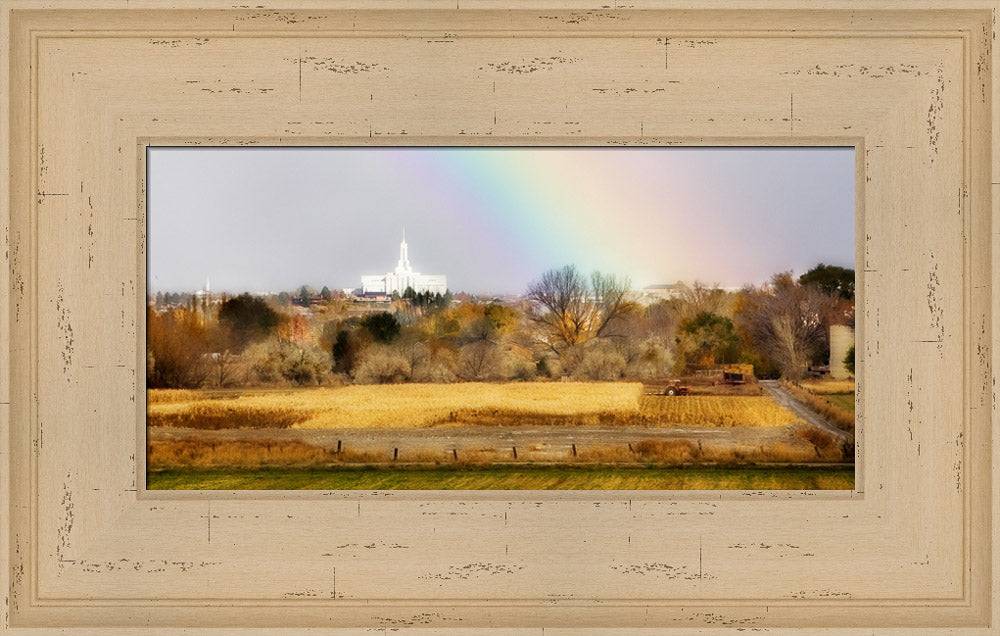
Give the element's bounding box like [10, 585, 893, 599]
[145, 146, 857, 490]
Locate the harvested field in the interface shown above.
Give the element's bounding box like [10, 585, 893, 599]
[149, 382, 643, 429]
[148, 384, 799, 430]
[639, 395, 796, 428]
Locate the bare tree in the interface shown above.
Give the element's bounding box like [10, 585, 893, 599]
[526, 265, 635, 353]
[676, 281, 735, 320]
[457, 340, 504, 381]
[205, 322, 243, 387]
[735, 272, 832, 380]
[589, 271, 635, 338]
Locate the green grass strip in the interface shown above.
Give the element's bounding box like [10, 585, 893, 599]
[148, 465, 855, 491]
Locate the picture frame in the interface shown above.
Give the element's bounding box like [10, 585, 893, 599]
[1, 1, 996, 632]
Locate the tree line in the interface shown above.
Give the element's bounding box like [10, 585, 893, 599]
[146, 263, 854, 388]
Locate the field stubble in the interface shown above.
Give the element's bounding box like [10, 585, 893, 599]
[148, 383, 799, 430]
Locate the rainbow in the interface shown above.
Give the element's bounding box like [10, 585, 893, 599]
[356, 146, 855, 291]
[148, 146, 854, 295]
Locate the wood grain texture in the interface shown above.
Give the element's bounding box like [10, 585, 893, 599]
[0, 2, 996, 632]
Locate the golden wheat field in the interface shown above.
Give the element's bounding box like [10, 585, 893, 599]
[148, 383, 800, 430]
[638, 395, 798, 427]
[148, 382, 643, 429]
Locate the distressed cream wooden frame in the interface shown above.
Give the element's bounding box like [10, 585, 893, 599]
[1, 1, 998, 632]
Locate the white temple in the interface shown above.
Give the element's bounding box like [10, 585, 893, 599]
[361, 233, 447, 296]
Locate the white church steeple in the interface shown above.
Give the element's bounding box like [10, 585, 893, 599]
[395, 229, 411, 274]
[360, 230, 447, 297]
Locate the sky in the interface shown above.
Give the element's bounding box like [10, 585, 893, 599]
[147, 147, 855, 296]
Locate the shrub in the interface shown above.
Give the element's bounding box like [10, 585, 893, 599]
[564, 341, 627, 381]
[411, 343, 458, 383]
[792, 423, 844, 461]
[506, 356, 537, 381]
[457, 341, 505, 381]
[574, 349, 626, 381]
[147, 438, 335, 468]
[632, 439, 700, 462]
[248, 340, 330, 385]
[536, 356, 562, 379]
[359, 312, 401, 344]
[353, 345, 412, 384]
[624, 337, 674, 380]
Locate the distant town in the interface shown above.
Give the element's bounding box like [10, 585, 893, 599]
[153, 235, 746, 307]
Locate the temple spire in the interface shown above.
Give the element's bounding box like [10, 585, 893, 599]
[396, 231, 411, 273]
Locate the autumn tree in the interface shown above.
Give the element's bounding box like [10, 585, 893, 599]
[483, 303, 518, 336]
[279, 314, 312, 343]
[360, 312, 401, 344]
[332, 327, 366, 374]
[526, 265, 635, 353]
[217, 293, 282, 351]
[676, 312, 740, 368]
[146, 306, 212, 388]
[798, 264, 857, 365]
[799, 263, 855, 300]
[734, 272, 833, 380]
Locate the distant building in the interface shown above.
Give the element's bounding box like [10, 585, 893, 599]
[829, 324, 855, 379]
[192, 277, 219, 317]
[639, 281, 743, 304]
[361, 233, 447, 296]
[193, 276, 211, 301]
[640, 282, 689, 302]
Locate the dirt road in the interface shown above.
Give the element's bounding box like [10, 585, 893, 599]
[759, 380, 850, 440]
[150, 422, 813, 461]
